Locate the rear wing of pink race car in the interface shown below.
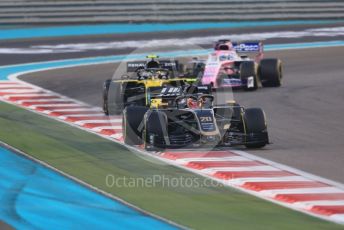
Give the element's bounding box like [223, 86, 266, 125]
[232, 41, 264, 61]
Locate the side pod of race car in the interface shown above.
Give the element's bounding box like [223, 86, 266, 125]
[189, 40, 283, 90]
[122, 85, 269, 151]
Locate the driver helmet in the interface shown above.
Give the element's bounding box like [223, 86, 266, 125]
[146, 60, 160, 69]
[187, 97, 198, 109]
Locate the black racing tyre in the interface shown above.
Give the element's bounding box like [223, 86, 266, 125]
[106, 81, 125, 115]
[243, 108, 268, 148]
[240, 61, 258, 91]
[102, 79, 111, 115]
[259, 58, 282, 87]
[144, 111, 168, 151]
[123, 106, 148, 145]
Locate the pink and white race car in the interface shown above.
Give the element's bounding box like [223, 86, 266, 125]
[200, 40, 283, 90]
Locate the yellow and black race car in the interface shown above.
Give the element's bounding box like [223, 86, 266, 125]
[102, 55, 197, 115]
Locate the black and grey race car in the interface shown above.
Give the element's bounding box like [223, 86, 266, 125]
[122, 85, 269, 150]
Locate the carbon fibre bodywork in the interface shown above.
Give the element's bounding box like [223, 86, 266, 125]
[122, 85, 269, 150]
[142, 105, 269, 150]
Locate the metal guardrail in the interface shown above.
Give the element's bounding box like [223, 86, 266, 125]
[0, 0, 343, 24]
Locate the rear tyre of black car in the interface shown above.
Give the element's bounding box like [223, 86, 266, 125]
[243, 108, 268, 148]
[103, 80, 124, 115]
[240, 61, 258, 91]
[123, 106, 148, 145]
[260, 59, 282, 87]
[144, 111, 168, 151]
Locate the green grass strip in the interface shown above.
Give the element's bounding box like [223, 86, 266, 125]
[0, 102, 342, 230]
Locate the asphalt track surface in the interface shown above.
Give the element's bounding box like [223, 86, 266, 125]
[19, 46, 344, 185]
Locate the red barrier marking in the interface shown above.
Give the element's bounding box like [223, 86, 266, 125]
[213, 171, 295, 180]
[8, 95, 59, 101]
[50, 110, 101, 116]
[82, 122, 119, 128]
[310, 205, 344, 216]
[186, 160, 262, 170]
[22, 101, 75, 106]
[161, 151, 237, 160]
[275, 193, 344, 203]
[0, 91, 44, 96]
[100, 129, 122, 135]
[34, 105, 88, 111]
[65, 116, 116, 122]
[242, 181, 328, 192]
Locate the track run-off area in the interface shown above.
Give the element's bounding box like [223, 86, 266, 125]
[0, 38, 343, 228]
[0, 145, 178, 230]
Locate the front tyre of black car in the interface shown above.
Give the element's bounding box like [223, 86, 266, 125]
[244, 108, 269, 148]
[144, 111, 167, 152]
[123, 106, 148, 145]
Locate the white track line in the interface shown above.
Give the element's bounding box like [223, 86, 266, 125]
[262, 187, 344, 197]
[29, 103, 82, 107]
[28, 103, 82, 108]
[16, 98, 70, 103]
[331, 215, 344, 222]
[28, 104, 83, 110]
[0, 89, 42, 93]
[0, 85, 30, 89]
[43, 108, 97, 114]
[294, 200, 344, 209]
[0, 82, 19, 85]
[110, 133, 123, 139]
[2, 93, 51, 99]
[91, 126, 122, 132]
[74, 119, 122, 125]
[58, 113, 105, 118]
[50, 108, 102, 112]
[226, 176, 314, 186]
[201, 165, 281, 173]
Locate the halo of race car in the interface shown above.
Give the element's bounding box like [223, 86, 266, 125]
[102, 40, 283, 150]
